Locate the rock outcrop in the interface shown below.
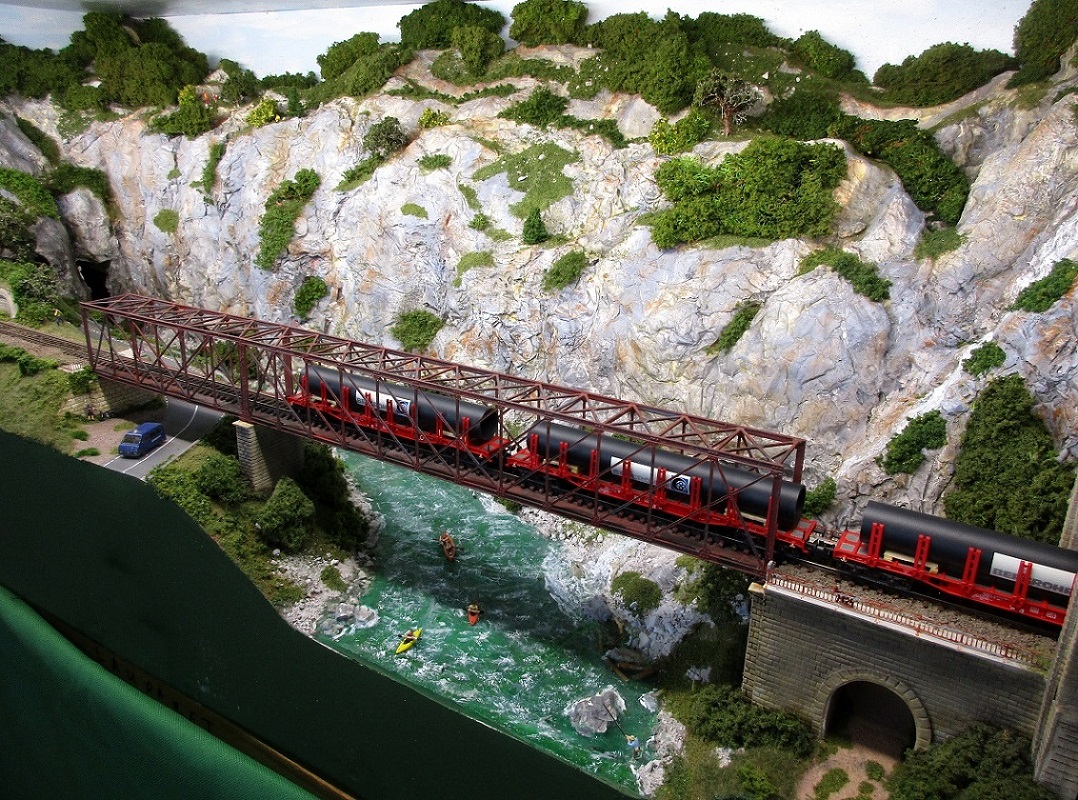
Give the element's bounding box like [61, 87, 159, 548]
[2, 47, 1077, 646]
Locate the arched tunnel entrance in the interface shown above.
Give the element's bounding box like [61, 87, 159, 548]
[77, 260, 110, 300]
[824, 681, 917, 758]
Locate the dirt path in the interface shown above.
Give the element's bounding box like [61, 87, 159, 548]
[796, 743, 895, 800]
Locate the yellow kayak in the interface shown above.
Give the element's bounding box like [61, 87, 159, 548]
[395, 628, 422, 654]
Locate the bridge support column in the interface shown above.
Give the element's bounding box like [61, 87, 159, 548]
[233, 421, 305, 496]
[1034, 471, 1078, 799]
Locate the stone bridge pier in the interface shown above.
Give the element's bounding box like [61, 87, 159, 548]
[232, 420, 305, 495]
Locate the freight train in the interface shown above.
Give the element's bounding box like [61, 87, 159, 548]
[288, 364, 1078, 628]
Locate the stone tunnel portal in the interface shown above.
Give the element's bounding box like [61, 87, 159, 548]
[824, 681, 917, 759]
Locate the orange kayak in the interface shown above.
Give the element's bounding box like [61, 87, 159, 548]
[440, 532, 457, 562]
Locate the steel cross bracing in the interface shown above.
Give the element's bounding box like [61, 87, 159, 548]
[80, 294, 808, 576]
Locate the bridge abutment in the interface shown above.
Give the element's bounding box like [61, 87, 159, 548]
[1034, 473, 1078, 798]
[742, 579, 1046, 755]
[233, 421, 305, 495]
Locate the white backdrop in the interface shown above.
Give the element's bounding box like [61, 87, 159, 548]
[0, 0, 1029, 81]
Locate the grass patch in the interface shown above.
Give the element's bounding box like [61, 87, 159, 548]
[455, 250, 494, 286]
[0, 362, 79, 452]
[471, 142, 578, 219]
[153, 209, 179, 233]
[336, 156, 383, 192]
[813, 767, 849, 799]
[1008, 258, 1078, 312]
[707, 301, 761, 354]
[914, 226, 965, 260]
[320, 564, 347, 593]
[417, 153, 452, 171]
[458, 182, 481, 210]
[542, 250, 587, 292]
[963, 341, 1006, 376]
[879, 410, 947, 474]
[401, 202, 429, 219]
[800, 247, 891, 302]
[391, 309, 444, 351]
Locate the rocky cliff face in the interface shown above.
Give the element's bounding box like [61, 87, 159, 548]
[3, 49, 1077, 547]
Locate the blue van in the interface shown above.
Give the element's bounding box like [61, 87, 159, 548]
[118, 422, 167, 458]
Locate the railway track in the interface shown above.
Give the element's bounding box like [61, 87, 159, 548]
[0, 320, 89, 360]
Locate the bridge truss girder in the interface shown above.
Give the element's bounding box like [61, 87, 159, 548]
[81, 294, 807, 577]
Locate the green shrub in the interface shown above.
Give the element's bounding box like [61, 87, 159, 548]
[555, 115, 628, 148]
[790, 30, 859, 81]
[293, 275, 328, 320]
[679, 684, 815, 756]
[509, 0, 588, 46]
[874, 43, 1017, 106]
[865, 761, 886, 782]
[803, 477, 837, 517]
[219, 60, 261, 104]
[0, 40, 82, 100]
[255, 168, 321, 270]
[542, 250, 587, 291]
[45, 163, 111, 205]
[146, 466, 215, 526]
[650, 138, 846, 248]
[0, 167, 60, 219]
[67, 365, 98, 395]
[2, 260, 62, 324]
[418, 108, 451, 128]
[296, 442, 371, 549]
[452, 24, 504, 77]
[828, 115, 969, 224]
[1008, 258, 1078, 312]
[963, 342, 1006, 377]
[245, 97, 281, 128]
[194, 452, 250, 504]
[681, 11, 784, 50]
[522, 208, 550, 244]
[401, 202, 428, 219]
[880, 410, 947, 475]
[336, 156, 383, 191]
[392, 309, 444, 351]
[320, 565, 347, 593]
[15, 118, 60, 164]
[1010, 0, 1078, 86]
[887, 723, 1053, 800]
[194, 140, 226, 198]
[813, 768, 849, 800]
[305, 39, 411, 105]
[256, 476, 315, 551]
[759, 87, 842, 140]
[499, 86, 570, 127]
[580, 12, 710, 114]
[800, 247, 891, 302]
[417, 153, 452, 171]
[397, 0, 506, 49]
[468, 213, 489, 231]
[708, 301, 760, 354]
[363, 116, 409, 159]
[59, 83, 106, 113]
[153, 209, 179, 233]
[456, 250, 494, 285]
[943, 374, 1076, 544]
[317, 31, 382, 81]
[74, 448, 100, 458]
[649, 109, 712, 155]
[914, 227, 965, 260]
[0, 342, 57, 375]
[611, 571, 661, 617]
[149, 85, 218, 138]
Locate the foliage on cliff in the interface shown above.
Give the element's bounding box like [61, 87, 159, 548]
[873, 43, 1017, 107]
[943, 374, 1076, 545]
[649, 138, 846, 248]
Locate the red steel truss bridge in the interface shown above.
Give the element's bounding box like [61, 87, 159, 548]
[80, 294, 809, 577]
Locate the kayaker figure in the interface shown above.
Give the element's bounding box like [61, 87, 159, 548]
[626, 734, 641, 759]
[466, 601, 482, 624]
[402, 629, 418, 645]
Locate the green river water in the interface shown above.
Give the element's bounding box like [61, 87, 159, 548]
[320, 453, 659, 793]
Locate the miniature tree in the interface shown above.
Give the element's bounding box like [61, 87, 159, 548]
[693, 69, 762, 136]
